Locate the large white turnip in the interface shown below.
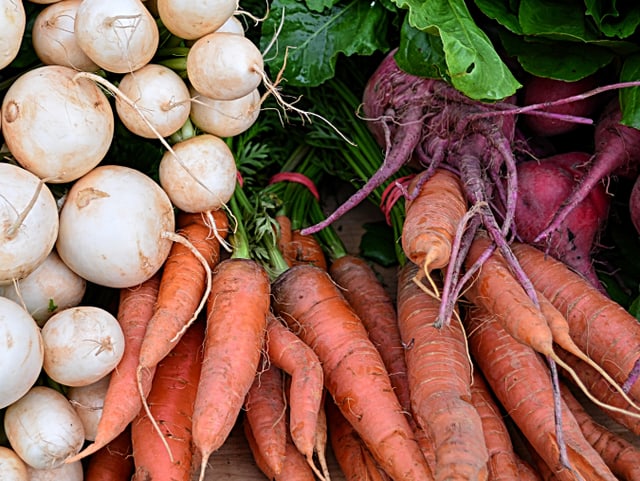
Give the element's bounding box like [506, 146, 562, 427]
[0, 0, 26, 70]
[56, 165, 175, 288]
[1, 65, 114, 183]
[0, 163, 59, 285]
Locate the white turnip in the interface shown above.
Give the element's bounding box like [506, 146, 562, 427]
[0, 249, 86, 326]
[0, 163, 59, 285]
[0, 446, 28, 481]
[4, 386, 85, 470]
[187, 32, 263, 101]
[56, 165, 175, 288]
[32, 0, 99, 72]
[67, 375, 110, 441]
[158, 134, 237, 213]
[115, 63, 191, 138]
[215, 15, 244, 35]
[27, 461, 83, 481]
[157, 0, 237, 40]
[41, 306, 125, 387]
[190, 87, 260, 138]
[1, 65, 114, 183]
[74, 0, 159, 73]
[0, 298, 43, 409]
[0, 0, 26, 70]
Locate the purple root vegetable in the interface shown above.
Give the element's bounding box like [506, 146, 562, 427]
[302, 49, 542, 327]
[520, 74, 601, 137]
[513, 152, 610, 292]
[535, 98, 640, 243]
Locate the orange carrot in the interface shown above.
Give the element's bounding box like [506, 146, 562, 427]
[283, 230, 328, 270]
[512, 241, 640, 401]
[329, 254, 411, 414]
[397, 261, 488, 481]
[84, 426, 134, 481]
[243, 358, 288, 476]
[244, 416, 316, 481]
[325, 396, 392, 481]
[131, 319, 204, 481]
[516, 456, 544, 481]
[265, 313, 324, 468]
[402, 168, 467, 272]
[276, 214, 293, 262]
[272, 263, 432, 481]
[469, 370, 520, 481]
[192, 258, 270, 481]
[465, 305, 617, 481]
[66, 273, 161, 463]
[138, 211, 225, 376]
[560, 383, 640, 481]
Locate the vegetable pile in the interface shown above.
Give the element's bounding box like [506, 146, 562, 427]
[4, 1, 640, 481]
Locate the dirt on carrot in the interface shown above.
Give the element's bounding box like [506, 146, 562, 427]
[84, 426, 134, 481]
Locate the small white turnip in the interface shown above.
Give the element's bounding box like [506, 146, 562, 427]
[0, 446, 28, 481]
[1, 65, 114, 183]
[215, 15, 244, 35]
[158, 134, 237, 213]
[67, 374, 110, 441]
[32, 0, 99, 72]
[0, 163, 59, 285]
[0, 0, 26, 70]
[157, 0, 237, 40]
[4, 386, 85, 470]
[0, 249, 87, 326]
[41, 306, 125, 387]
[187, 32, 264, 101]
[56, 165, 175, 288]
[74, 0, 159, 73]
[190, 87, 260, 138]
[115, 63, 191, 138]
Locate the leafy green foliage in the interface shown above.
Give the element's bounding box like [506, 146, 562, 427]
[359, 221, 398, 267]
[260, 0, 392, 86]
[393, 0, 521, 100]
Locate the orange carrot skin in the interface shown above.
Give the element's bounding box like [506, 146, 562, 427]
[469, 370, 520, 481]
[516, 456, 544, 481]
[244, 359, 288, 476]
[465, 306, 617, 481]
[284, 230, 328, 270]
[276, 214, 293, 265]
[329, 254, 410, 414]
[512, 241, 640, 399]
[131, 320, 205, 481]
[192, 258, 271, 465]
[272, 263, 432, 481]
[465, 233, 553, 356]
[244, 418, 316, 481]
[401, 168, 467, 270]
[139, 216, 223, 373]
[560, 384, 640, 481]
[326, 397, 392, 481]
[85, 426, 134, 481]
[67, 274, 161, 462]
[397, 262, 488, 481]
[176, 209, 230, 235]
[265, 313, 323, 460]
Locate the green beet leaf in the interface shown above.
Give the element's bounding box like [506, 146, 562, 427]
[260, 0, 391, 87]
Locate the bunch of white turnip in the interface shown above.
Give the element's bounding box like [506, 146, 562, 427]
[0, 0, 269, 478]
